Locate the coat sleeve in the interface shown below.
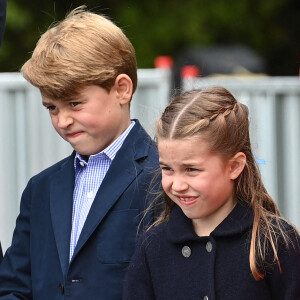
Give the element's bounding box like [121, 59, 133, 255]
[266, 226, 300, 300]
[123, 235, 156, 300]
[0, 180, 33, 299]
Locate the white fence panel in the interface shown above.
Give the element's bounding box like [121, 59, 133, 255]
[183, 76, 300, 229]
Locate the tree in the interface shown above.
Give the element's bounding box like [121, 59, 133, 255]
[1, 0, 299, 75]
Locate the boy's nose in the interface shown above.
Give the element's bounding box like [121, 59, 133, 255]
[56, 111, 73, 129]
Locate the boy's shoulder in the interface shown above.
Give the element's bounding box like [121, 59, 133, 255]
[119, 120, 158, 159]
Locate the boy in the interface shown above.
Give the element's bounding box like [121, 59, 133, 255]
[0, 7, 159, 299]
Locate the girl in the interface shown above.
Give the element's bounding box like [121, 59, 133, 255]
[123, 87, 300, 300]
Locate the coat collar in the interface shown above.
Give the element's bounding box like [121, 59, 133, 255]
[166, 201, 253, 243]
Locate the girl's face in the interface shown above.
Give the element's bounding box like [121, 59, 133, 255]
[158, 137, 244, 236]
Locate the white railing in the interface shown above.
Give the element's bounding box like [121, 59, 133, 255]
[183, 76, 300, 230]
[0, 72, 299, 252]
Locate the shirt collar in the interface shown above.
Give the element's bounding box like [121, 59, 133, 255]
[74, 120, 135, 168]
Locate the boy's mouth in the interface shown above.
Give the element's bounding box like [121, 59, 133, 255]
[66, 131, 83, 139]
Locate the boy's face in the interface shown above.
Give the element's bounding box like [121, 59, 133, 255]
[42, 85, 131, 156]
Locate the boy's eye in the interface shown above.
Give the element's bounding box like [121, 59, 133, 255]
[70, 102, 81, 107]
[45, 105, 56, 112]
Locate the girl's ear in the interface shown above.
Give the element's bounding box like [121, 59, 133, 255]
[229, 152, 246, 180]
[114, 74, 133, 105]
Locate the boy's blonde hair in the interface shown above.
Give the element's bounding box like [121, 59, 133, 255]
[21, 7, 137, 99]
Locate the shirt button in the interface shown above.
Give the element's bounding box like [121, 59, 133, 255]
[182, 246, 191, 258]
[87, 191, 94, 199]
[206, 241, 213, 253]
[79, 161, 85, 167]
[203, 296, 209, 300]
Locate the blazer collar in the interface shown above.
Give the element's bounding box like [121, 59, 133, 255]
[167, 201, 253, 243]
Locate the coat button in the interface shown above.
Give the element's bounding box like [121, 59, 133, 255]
[59, 283, 64, 294]
[203, 296, 209, 300]
[182, 246, 191, 258]
[206, 241, 213, 253]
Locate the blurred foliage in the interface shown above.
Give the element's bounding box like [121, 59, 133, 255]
[0, 0, 299, 75]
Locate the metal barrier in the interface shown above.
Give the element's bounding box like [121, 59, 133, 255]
[183, 76, 300, 229]
[0, 70, 171, 252]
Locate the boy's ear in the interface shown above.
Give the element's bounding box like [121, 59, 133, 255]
[114, 74, 133, 104]
[229, 152, 246, 180]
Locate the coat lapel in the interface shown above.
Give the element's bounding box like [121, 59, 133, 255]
[49, 154, 75, 276]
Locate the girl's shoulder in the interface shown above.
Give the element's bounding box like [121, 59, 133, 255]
[273, 217, 299, 241]
[267, 217, 300, 258]
[138, 222, 169, 250]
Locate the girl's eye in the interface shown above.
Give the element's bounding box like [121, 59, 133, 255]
[160, 166, 172, 173]
[186, 168, 199, 172]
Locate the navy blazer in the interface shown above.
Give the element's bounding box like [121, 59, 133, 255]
[123, 202, 300, 300]
[0, 242, 2, 263]
[0, 120, 160, 299]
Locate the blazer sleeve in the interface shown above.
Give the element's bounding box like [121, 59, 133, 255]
[0, 180, 33, 299]
[266, 227, 300, 300]
[123, 235, 156, 300]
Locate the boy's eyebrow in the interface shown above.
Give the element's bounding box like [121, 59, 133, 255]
[42, 100, 52, 106]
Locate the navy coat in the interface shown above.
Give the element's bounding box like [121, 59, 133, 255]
[0, 120, 160, 300]
[123, 202, 300, 300]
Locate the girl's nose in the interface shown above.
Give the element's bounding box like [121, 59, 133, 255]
[171, 176, 188, 192]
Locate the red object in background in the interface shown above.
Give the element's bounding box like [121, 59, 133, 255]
[181, 65, 200, 78]
[154, 56, 174, 69]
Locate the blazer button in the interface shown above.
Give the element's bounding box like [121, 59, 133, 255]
[182, 246, 191, 258]
[206, 241, 213, 253]
[59, 283, 64, 294]
[203, 296, 209, 300]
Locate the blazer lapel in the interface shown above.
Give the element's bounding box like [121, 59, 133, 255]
[50, 154, 75, 277]
[71, 121, 150, 261]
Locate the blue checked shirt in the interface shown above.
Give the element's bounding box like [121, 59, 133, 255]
[69, 121, 135, 261]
